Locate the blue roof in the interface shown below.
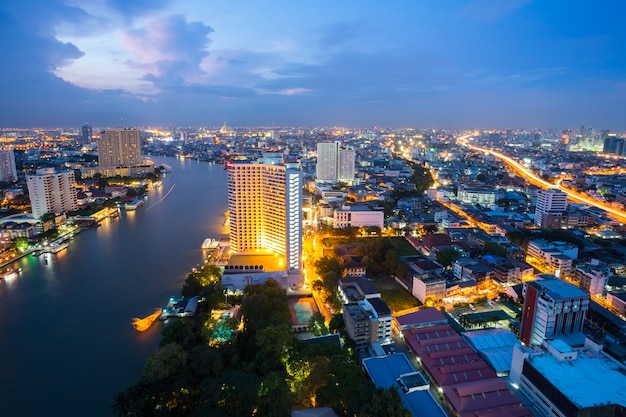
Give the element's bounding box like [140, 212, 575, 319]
[362, 354, 446, 417]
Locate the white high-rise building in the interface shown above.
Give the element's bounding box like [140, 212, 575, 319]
[316, 141, 339, 182]
[0, 149, 17, 182]
[316, 141, 355, 183]
[535, 188, 567, 228]
[26, 168, 78, 219]
[338, 149, 356, 182]
[228, 162, 302, 274]
[98, 128, 142, 167]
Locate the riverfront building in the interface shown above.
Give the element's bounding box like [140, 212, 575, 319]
[0, 149, 17, 182]
[26, 168, 78, 219]
[226, 161, 303, 289]
[98, 128, 142, 167]
[519, 277, 589, 347]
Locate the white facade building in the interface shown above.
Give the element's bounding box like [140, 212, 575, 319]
[535, 188, 568, 228]
[316, 141, 355, 183]
[316, 141, 339, 182]
[457, 187, 504, 206]
[526, 239, 578, 276]
[26, 168, 78, 219]
[333, 204, 384, 229]
[0, 149, 17, 182]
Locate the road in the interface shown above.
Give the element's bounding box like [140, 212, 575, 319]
[456, 135, 626, 223]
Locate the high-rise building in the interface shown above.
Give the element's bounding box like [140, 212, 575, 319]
[316, 141, 355, 183]
[98, 128, 142, 167]
[534, 188, 567, 228]
[519, 277, 589, 347]
[26, 168, 78, 219]
[81, 124, 93, 146]
[316, 141, 339, 182]
[228, 162, 302, 274]
[338, 149, 355, 182]
[0, 149, 17, 182]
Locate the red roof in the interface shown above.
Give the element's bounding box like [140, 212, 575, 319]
[395, 307, 447, 327]
[444, 379, 530, 416]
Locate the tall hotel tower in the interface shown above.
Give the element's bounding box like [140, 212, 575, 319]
[98, 128, 142, 167]
[26, 168, 78, 219]
[228, 162, 303, 275]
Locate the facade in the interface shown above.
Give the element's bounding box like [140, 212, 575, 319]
[526, 239, 578, 277]
[26, 168, 78, 219]
[315, 141, 355, 183]
[457, 186, 504, 206]
[316, 141, 339, 181]
[535, 188, 568, 228]
[520, 277, 589, 347]
[574, 259, 609, 295]
[333, 204, 384, 229]
[343, 297, 392, 349]
[98, 128, 142, 167]
[0, 149, 17, 182]
[227, 162, 302, 278]
[411, 274, 446, 304]
[510, 339, 626, 417]
[81, 124, 93, 146]
[337, 149, 355, 182]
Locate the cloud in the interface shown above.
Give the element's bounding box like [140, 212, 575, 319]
[120, 15, 213, 89]
[105, 0, 169, 17]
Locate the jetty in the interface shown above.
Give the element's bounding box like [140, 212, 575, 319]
[131, 309, 162, 332]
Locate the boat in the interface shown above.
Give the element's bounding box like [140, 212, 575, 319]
[0, 267, 21, 280]
[44, 242, 69, 254]
[201, 238, 219, 250]
[125, 199, 145, 211]
[131, 309, 162, 332]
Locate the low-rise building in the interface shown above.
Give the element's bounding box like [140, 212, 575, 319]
[333, 204, 384, 229]
[574, 259, 609, 295]
[510, 338, 626, 417]
[526, 239, 578, 276]
[343, 297, 392, 350]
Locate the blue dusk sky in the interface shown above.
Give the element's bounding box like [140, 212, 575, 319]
[0, 0, 625, 130]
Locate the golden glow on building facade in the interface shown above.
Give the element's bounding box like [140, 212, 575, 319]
[228, 163, 302, 273]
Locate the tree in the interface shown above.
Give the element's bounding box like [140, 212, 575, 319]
[359, 387, 412, 417]
[482, 241, 508, 258]
[329, 313, 345, 334]
[308, 312, 329, 336]
[435, 247, 460, 269]
[141, 343, 189, 383]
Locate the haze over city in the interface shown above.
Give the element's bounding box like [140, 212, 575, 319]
[2, 0, 626, 130]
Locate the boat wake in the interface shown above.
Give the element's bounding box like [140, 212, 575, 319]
[145, 183, 176, 212]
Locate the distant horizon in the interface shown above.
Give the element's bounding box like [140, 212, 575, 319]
[2, 1, 625, 131]
[0, 124, 623, 135]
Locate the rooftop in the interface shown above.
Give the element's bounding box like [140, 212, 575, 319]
[527, 346, 626, 408]
[529, 278, 589, 300]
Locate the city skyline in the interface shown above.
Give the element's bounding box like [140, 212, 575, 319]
[1, 1, 626, 130]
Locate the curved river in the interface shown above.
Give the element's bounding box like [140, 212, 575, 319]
[0, 157, 228, 417]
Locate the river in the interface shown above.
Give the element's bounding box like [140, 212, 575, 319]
[0, 157, 228, 417]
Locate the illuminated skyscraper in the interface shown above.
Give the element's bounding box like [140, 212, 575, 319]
[0, 149, 17, 182]
[98, 128, 142, 167]
[228, 162, 302, 274]
[26, 168, 78, 219]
